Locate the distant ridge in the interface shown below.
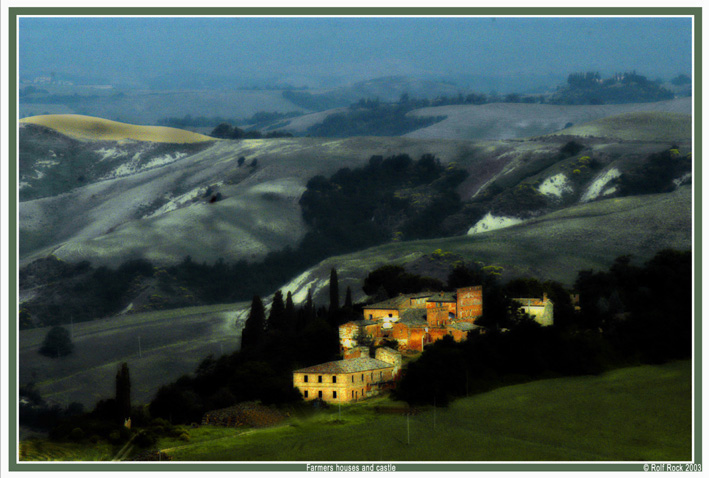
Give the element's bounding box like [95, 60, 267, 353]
[20, 114, 215, 143]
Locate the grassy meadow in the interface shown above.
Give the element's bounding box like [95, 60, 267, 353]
[152, 360, 692, 462]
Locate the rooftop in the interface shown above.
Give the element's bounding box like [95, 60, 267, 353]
[363, 296, 410, 310]
[428, 292, 456, 302]
[294, 357, 394, 375]
[398, 309, 428, 327]
[514, 297, 553, 307]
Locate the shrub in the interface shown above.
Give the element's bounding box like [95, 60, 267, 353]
[38, 326, 74, 358]
[69, 427, 84, 441]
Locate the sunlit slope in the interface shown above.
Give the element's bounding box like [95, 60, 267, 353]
[405, 97, 691, 140]
[20, 114, 215, 143]
[550, 111, 691, 142]
[279, 186, 692, 305]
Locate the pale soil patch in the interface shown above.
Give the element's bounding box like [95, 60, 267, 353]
[581, 168, 621, 203]
[538, 173, 573, 198]
[467, 212, 524, 235]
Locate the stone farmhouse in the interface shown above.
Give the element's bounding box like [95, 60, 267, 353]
[293, 287, 554, 404]
[339, 286, 484, 353]
[293, 346, 401, 403]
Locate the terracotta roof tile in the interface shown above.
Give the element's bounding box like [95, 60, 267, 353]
[294, 357, 394, 374]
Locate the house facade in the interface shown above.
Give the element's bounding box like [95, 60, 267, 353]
[292, 347, 402, 403]
[513, 293, 554, 326]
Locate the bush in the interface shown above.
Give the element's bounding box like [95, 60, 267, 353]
[68, 427, 84, 441]
[38, 326, 74, 358]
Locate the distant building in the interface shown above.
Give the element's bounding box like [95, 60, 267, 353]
[513, 293, 554, 326]
[341, 286, 483, 352]
[293, 347, 401, 403]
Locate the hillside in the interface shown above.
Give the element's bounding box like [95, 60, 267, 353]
[19, 127, 508, 268]
[163, 361, 690, 461]
[20, 115, 215, 143]
[19, 302, 246, 408]
[277, 186, 692, 306]
[21, 361, 690, 461]
[549, 111, 691, 142]
[20, 111, 690, 270]
[404, 97, 691, 140]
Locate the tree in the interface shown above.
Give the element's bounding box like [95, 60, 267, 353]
[211, 122, 234, 139]
[115, 362, 131, 420]
[344, 286, 353, 309]
[241, 295, 266, 350]
[329, 268, 339, 314]
[284, 291, 296, 330]
[267, 290, 286, 332]
[39, 326, 74, 358]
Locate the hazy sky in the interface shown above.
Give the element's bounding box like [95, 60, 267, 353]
[19, 16, 692, 89]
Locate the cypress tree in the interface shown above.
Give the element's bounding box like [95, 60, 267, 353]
[115, 362, 131, 420]
[344, 286, 353, 309]
[305, 288, 314, 322]
[242, 295, 266, 350]
[267, 290, 286, 332]
[329, 268, 340, 313]
[285, 291, 296, 329]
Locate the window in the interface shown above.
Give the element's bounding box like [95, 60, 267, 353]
[380, 371, 383, 379]
[371, 373, 373, 380]
[304, 375, 308, 383]
[318, 391, 323, 399]
[304, 391, 308, 398]
[318, 375, 322, 383]
[369, 314, 373, 319]
[333, 391, 337, 398]
[351, 375, 354, 383]
[361, 374, 364, 381]
[332, 376, 337, 383]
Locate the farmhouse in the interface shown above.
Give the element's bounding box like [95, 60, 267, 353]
[513, 293, 554, 326]
[341, 286, 483, 352]
[293, 347, 401, 403]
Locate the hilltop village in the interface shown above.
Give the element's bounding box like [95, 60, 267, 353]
[293, 286, 554, 403]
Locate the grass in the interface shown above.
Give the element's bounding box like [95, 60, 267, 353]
[19, 302, 246, 407]
[17, 361, 691, 462]
[151, 360, 691, 462]
[554, 112, 691, 142]
[19, 439, 114, 461]
[20, 114, 215, 143]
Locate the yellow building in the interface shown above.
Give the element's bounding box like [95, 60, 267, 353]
[293, 347, 401, 403]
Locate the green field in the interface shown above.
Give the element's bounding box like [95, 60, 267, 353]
[153, 360, 691, 462]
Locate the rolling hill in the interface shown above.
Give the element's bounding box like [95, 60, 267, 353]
[19, 302, 246, 408]
[277, 185, 692, 306]
[20, 110, 690, 270]
[20, 115, 215, 143]
[404, 97, 691, 140]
